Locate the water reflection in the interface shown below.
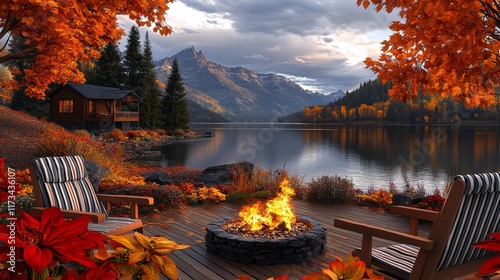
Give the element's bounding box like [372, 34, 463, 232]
[158, 124, 500, 192]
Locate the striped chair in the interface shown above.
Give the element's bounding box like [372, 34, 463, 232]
[335, 172, 500, 280]
[30, 155, 154, 235]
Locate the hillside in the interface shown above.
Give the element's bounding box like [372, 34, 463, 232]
[0, 105, 51, 169]
[156, 47, 344, 121]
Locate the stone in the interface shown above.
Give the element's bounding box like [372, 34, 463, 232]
[144, 171, 173, 185]
[197, 162, 254, 186]
[392, 193, 412, 206]
[84, 160, 109, 192]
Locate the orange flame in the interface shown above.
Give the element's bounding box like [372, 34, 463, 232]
[238, 179, 296, 231]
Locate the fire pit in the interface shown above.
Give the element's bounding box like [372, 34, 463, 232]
[205, 179, 327, 264]
[206, 216, 326, 264]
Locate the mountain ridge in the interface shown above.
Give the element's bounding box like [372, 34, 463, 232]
[155, 47, 344, 121]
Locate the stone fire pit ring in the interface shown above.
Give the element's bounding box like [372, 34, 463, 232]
[205, 215, 327, 264]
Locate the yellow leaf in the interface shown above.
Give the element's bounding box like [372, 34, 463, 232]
[187, 231, 195, 236]
[109, 235, 143, 252]
[452, 86, 462, 96]
[128, 251, 147, 264]
[134, 231, 152, 249]
[159, 256, 178, 280]
[140, 263, 161, 280]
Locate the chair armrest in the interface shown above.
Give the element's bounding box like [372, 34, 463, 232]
[390, 206, 439, 235]
[334, 218, 435, 266]
[96, 194, 154, 219]
[30, 207, 106, 223]
[390, 206, 438, 222]
[96, 194, 154, 205]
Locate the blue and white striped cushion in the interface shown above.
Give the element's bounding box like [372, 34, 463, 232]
[371, 172, 500, 275]
[33, 156, 108, 216]
[436, 172, 500, 270]
[372, 244, 419, 275]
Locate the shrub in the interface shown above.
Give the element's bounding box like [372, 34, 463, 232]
[163, 166, 202, 184]
[188, 186, 226, 204]
[304, 175, 355, 204]
[357, 188, 393, 211]
[106, 128, 127, 141]
[107, 183, 183, 215]
[231, 164, 304, 198]
[172, 128, 185, 135]
[415, 193, 446, 211]
[225, 190, 250, 203]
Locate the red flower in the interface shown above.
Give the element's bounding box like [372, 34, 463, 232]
[62, 266, 117, 280]
[473, 232, 500, 277]
[0, 207, 106, 273]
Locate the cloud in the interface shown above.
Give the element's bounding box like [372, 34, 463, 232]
[118, 0, 397, 93]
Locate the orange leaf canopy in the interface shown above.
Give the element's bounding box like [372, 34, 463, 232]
[358, 0, 500, 107]
[0, 0, 175, 99]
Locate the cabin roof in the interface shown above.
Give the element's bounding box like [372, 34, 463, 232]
[67, 82, 140, 100]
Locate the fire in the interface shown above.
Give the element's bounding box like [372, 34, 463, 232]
[238, 179, 296, 231]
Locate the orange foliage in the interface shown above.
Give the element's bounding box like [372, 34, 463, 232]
[358, 0, 500, 107]
[0, 0, 174, 99]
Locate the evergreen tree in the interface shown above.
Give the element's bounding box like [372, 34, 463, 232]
[123, 25, 143, 95]
[162, 58, 190, 130]
[86, 43, 125, 88]
[140, 32, 163, 129]
[8, 35, 48, 117]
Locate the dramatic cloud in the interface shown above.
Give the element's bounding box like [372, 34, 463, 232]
[118, 0, 398, 93]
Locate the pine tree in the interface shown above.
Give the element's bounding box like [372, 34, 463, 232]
[123, 25, 143, 95]
[140, 32, 163, 129]
[162, 58, 190, 131]
[86, 43, 125, 88]
[8, 35, 48, 117]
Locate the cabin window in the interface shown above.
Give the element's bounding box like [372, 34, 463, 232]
[88, 100, 95, 113]
[59, 100, 74, 113]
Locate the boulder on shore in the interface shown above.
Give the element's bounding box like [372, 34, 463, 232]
[197, 162, 254, 186]
[144, 171, 174, 185]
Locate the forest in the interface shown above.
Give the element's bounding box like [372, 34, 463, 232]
[284, 79, 500, 123]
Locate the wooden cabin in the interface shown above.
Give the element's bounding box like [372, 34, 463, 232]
[51, 82, 140, 131]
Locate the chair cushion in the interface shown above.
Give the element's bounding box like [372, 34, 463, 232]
[372, 244, 419, 275]
[33, 156, 108, 216]
[34, 155, 87, 183]
[436, 172, 500, 270]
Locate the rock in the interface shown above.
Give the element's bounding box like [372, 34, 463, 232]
[392, 194, 412, 206]
[84, 160, 109, 192]
[144, 171, 173, 185]
[197, 162, 254, 186]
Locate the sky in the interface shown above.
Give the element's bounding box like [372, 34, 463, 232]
[118, 0, 398, 94]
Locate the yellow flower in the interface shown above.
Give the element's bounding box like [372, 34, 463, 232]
[109, 232, 190, 280]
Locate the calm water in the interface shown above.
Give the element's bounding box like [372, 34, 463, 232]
[158, 123, 500, 192]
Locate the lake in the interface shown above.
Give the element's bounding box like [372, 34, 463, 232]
[157, 123, 500, 193]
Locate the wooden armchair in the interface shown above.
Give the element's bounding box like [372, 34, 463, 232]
[30, 155, 154, 235]
[334, 172, 500, 280]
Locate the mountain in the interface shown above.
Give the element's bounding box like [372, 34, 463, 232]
[155, 47, 343, 121]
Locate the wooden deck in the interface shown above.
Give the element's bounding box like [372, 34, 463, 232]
[142, 200, 432, 280]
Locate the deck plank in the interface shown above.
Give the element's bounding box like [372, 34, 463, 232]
[142, 200, 432, 280]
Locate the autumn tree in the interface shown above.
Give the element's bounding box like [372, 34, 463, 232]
[0, 0, 174, 99]
[357, 0, 500, 107]
[0, 66, 12, 103]
[162, 59, 190, 131]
